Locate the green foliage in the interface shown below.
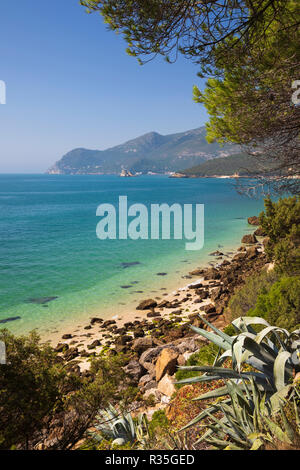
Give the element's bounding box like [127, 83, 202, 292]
[0, 329, 66, 450]
[198, 379, 300, 450]
[175, 343, 219, 388]
[178, 315, 300, 441]
[0, 330, 136, 450]
[228, 269, 279, 321]
[180, 153, 273, 177]
[178, 315, 300, 405]
[260, 196, 300, 275]
[148, 409, 169, 436]
[248, 276, 300, 331]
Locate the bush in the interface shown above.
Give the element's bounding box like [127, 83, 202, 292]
[175, 343, 219, 387]
[248, 276, 300, 331]
[259, 196, 300, 275]
[148, 409, 169, 436]
[227, 269, 278, 322]
[0, 329, 135, 450]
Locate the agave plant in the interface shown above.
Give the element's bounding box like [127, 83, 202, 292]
[93, 404, 149, 448]
[197, 378, 300, 450]
[176, 315, 300, 432]
[177, 315, 300, 399]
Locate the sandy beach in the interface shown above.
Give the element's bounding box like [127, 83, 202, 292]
[47, 235, 267, 373]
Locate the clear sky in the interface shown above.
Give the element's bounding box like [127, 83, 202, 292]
[0, 0, 208, 173]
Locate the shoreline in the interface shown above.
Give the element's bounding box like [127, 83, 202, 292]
[47, 231, 267, 373]
[40, 240, 245, 347]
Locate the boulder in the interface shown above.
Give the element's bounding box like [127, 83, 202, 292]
[246, 246, 258, 259]
[125, 360, 144, 382]
[87, 340, 101, 350]
[90, 317, 103, 325]
[115, 334, 132, 346]
[132, 336, 154, 355]
[203, 304, 216, 314]
[241, 233, 257, 244]
[189, 268, 205, 276]
[64, 347, 79, 361]
[62, 334, 72, 340]
[146, 311, 161, 318]
[248, 216, 260, 226]
[136, 299, 158, 310]
[254, 227, 266, 237]
[157, 374, 176, 397]
[155, 348, 179, 382]
[133, 328, 145, 338]
[55, 343, 69, 353]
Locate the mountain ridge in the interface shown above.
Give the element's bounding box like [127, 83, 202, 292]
[47, 126, 239, 175]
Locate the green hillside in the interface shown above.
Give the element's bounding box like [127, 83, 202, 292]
[47, 127, 239, 175]
[180, 153, 273, 177]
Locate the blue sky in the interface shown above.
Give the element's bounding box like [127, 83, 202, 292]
[0, 0, 208, 173]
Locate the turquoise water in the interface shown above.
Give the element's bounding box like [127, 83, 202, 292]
[0, 174, 265, 337]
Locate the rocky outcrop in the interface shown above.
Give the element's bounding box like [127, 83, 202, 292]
[241, 233, 257, 244]
[136, 299, 158, 310]
[248, 216, 260, 226]
[155, 348, 179, 382]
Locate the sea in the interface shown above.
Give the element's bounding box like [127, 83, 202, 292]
[0, 174, 266, 337]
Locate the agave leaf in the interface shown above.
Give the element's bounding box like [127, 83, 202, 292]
[241, 335, 278, 365]
[263, 416, 292, 444]
[179, 403, 221, 431]
[279, 404, 295, 442]
[189, 325, 231, 351]
[255, 326, 289, 350]
[269, 385, 292, 412]
[232, 316, 271, 330]
[249, 437, 264, 450]
[175, 375, 222, 385]
[192, 385, 230, 401]
[273, 351, 293, 391]
[198, 314, 235, 345]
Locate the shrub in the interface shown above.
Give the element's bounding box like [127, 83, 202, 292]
[259, 196, 300, 275]
[175, 343, 219, 387]
[0, 329, 135, 450]
[227, 269, 278, 322]
[248, 276, 300, 331]
[148, 409, 169, 436]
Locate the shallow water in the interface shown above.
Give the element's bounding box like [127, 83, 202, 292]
[0, 174, 265, 336]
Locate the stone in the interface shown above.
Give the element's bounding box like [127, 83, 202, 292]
[115, 335, 132, 346]
[254, 227, 266, 237]
[189, 268, 205, 276]
[155, 348, 179, 382]
[247, 246, 258, 259]
[157, 374, 176, 397]
[248, 216, 260, 226]
[102, 320, 117, 328]
[90, 317, 103, 325]
[133, 328, 145, 338]
[64, 347, 79, 361]
[136, 299, 158, 310]
[55, 343, 69, 353]
[241, 233, 257, 244]
[87, 340, 101, 349]
[125, 360, 144, 382]
[132, 336, 154, 355]
[203, 304, 216, 314]
[146, 311, 161, 318]
[62, 334, 72, 340]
